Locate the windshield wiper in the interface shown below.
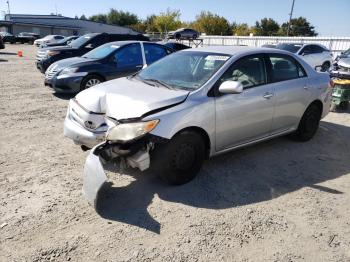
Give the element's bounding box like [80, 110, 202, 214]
[143, 78, 175, 90]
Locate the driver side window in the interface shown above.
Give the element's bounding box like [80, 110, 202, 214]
[218, 55, 266, 89]
[114, 44, 143, 68]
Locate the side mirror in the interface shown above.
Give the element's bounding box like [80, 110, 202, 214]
[85, 44, 95, 49]
[218, 81, 243, 94]
[314, 65, 322, 72]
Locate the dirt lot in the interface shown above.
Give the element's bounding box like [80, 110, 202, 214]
[1, 44, 350, 262]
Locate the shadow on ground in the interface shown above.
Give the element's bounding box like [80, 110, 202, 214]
[53, 92, 76, 100]
[96, 121, 350, 233]
[0, 51, 17, 55]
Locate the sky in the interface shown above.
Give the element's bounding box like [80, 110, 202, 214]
[0, 0, 349, 36]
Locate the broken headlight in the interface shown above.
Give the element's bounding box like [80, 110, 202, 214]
[106, 120, 159, 142]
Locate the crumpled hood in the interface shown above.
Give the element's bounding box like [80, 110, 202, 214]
[75, 77, 189, 120]
[338, 58, 350, 68]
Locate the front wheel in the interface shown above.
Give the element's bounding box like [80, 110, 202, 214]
[80, 75, 103, 91]
[321, 62, 330, 72]
[292, 104, 321, 141]
[151, 131, 205, 185]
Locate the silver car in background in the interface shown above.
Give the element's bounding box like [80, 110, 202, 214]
[65, 46, 332, 206]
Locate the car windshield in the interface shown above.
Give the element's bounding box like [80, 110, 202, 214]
[69, 34, 96, 48]
[83, 43, 119, 59]
[137, 51, 231, 91]
[343, 48, 350, 55]
[275, 43, 303, 53]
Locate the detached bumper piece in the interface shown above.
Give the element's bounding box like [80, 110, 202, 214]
[82, 136, 167, 207]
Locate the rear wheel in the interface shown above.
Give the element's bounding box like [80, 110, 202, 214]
[151, 131, 205, 185]
[80, 75, 104, 91]
[293, 104, 321, 141]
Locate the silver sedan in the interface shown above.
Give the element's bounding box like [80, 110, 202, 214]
[65, 46, 332, 206]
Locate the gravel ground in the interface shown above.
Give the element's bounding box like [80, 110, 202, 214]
[1, 44, 350, 262]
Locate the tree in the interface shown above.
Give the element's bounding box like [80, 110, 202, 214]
[89, 14, 108, 24]
[153, 9, 181, 33]
[280, 17, 318, 36]
[253, 18, 280, 36]
[192, 11, 231, 35]
[80, 14, 87, 20]
[232, 23, 252, 36]
[106, 9, 139, 26]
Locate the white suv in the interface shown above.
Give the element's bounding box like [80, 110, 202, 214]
[34, 35, 65, 47]
[275, 43, 332, 71]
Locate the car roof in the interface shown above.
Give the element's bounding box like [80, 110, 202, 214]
[182, 45, 295, 56]
[104, 40, 163, 46]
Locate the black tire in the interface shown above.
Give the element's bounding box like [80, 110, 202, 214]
[151, 131, 205, 185]
[293, 104, 322, 141]
[339, 101, 349, 110]
[175, 33, 181, 40]
[321, 61, 330, 72]
[80, 74, 104, 91]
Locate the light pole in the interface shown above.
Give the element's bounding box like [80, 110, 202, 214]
[287, 0, 295, 36]
[6, 0, 11, 15]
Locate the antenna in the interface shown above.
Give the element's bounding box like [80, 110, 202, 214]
[287, 0, 295, 36]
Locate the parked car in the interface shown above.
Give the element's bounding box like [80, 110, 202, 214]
[16, 32, 40, 44]
[63, 46, 332, 205]
[275, 43, 332, 71]
[40, 36, 79, 48]
[334, 48, 350, 62]
[168, 28, 199, 40]
[34, 35, 65, 47]
[45, 41, 174, 93]
[36, 33, 149, 73]
[158, 41, 191, 51]
[331, 58, 350, 79]
[0, 32, 16, 44]
[0, 36, 4, 49]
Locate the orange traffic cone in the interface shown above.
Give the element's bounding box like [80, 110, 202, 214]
[17, 51, 23, 57]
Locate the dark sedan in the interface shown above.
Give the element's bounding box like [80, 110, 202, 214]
[167, 28, 199, 40]
[159, 41, 191, 51]
[44, 41, 174, 93]
[0, 32, 16, 44]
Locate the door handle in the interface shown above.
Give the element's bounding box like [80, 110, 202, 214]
[263, 93, 274, 99]
[136, 65, 143, 68]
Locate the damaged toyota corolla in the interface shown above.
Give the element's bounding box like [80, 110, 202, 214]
[65, 46, 332, 206]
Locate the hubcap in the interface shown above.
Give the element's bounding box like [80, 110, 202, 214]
[85, 78, 101, 88]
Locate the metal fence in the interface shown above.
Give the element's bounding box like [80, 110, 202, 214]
[197, 36, 350, 57]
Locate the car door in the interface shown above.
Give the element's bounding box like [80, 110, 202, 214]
[266, 53, 311, 134]
[299, 45, 321, 68]
[143, 43, 172, 66]
[106, 43, 144, 80]
[214, 54, 275, 151]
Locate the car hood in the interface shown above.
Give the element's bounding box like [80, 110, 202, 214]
[75, 77, 189, 120]
[53, 57, 96, 69]
[338, 58, 350, 68]
[41, 45, 78, 52]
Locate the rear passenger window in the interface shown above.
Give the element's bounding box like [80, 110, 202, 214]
[218, 55, 266, 89]
[115, 43, 143, 68]
[269, 55, 306, 82]
[144, 44, 168, 64]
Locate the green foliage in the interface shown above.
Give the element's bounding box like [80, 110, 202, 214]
[80, 14, 87, 20]
[280, 17, 318, 36]
[232, 23, 252, 36]
[192, 11, 231, 35]
[153, 9, 182, 33]
[89, 14, 108, 24]
[106, 9, 139, 26]
[253, 18, 280, 36]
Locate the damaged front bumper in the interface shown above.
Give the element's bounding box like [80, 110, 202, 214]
[83, 136, 166, 207]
